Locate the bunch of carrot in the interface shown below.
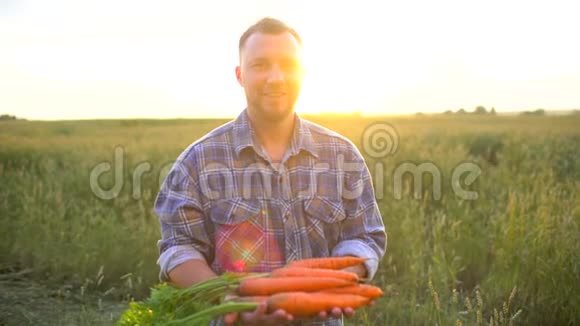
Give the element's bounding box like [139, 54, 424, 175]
[117, 256, 384, 325]
[230, 256, 385, 318]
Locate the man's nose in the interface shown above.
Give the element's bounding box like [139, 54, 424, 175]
[267, 64, 285, 82]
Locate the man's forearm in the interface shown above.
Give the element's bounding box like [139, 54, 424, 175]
[168, 259, 217, 288]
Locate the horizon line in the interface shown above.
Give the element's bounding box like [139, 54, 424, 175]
[3, 108, 579, 122]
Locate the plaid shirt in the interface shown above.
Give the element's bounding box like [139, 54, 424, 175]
[154, 109, 387, 326]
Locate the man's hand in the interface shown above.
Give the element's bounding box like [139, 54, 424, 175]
[225, 305, 360, 325]
[224, 303, 375, 325]
[223, 293, 294, 326]
[315, 298, 376, 320]
[312, 262, 375, 320]
[317, 307, 356, 319]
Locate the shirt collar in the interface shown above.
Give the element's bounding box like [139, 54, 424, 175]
[233, 109, 319, 159]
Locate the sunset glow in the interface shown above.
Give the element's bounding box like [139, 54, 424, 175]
[1, 0, 579, 119]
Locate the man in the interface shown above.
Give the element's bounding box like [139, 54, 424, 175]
[154, 17, 387, 325]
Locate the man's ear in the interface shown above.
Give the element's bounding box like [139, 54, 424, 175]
[235, 66, 242, 86]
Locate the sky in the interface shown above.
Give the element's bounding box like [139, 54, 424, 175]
[1, 0, 579, 120]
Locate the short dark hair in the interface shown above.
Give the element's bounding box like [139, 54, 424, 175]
[239, 17, 302, 54]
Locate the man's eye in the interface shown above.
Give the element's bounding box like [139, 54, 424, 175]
[252, 63, 266, 69]
[282, 62, 300, 71]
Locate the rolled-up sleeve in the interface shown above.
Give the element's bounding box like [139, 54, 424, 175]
[333, 149, 387, 280]
[154, 156, 212, 282]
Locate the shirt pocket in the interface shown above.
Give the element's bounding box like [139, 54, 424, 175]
[209, 198, 279, 273]
[303, 197, 346, 255]
[209, 198, 261, 225]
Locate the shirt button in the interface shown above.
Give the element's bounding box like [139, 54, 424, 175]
[261, 209, 268, 216]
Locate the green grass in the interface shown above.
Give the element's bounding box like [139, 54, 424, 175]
[0, 115, 579, 325]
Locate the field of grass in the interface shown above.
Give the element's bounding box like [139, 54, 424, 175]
[1, 114, 579, 325]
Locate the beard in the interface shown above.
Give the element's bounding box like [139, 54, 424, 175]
[247, 87, 299, 123]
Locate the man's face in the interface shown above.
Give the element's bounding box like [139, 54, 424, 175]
[236, 32, 304, 123]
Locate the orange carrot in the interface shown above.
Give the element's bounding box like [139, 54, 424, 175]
[319, 284, 384, 299]
[270, 267, 359, 282]
[267, 292, 371, 317]
[287, 256, 367, 270]
[237, 277, 354, 296]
